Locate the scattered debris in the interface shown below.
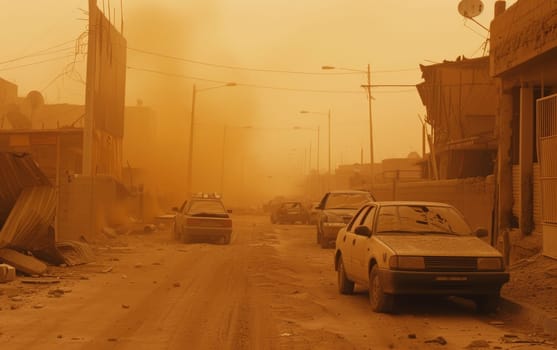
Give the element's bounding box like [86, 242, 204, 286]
[466, 340, 490, 348]
[101, 266, 113, 273]
[21, 278, 60, 284]
[48, 289, 65, 298]
[425, 336, 447, 345]
[121, 304, 130, 309]
[10, 296, 22, 302]
[0, 248, 47, 275]
[489, 321, 505, 326]
[102, 227, 117, 238]
[33, 304, 44, 309]
[280, 332, 292, 337]
[56, 241, 95, 266]
[408, 334, 417, 339]
[0, 263, 16, 283]
[107, 338, 118, 342]
[173, 282, 181, 288]
[144, 224, 157, 233]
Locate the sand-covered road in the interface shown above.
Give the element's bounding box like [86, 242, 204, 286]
[0, 214, 555, 349]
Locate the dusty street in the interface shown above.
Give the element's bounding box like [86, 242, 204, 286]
[0, 214, 555, 350]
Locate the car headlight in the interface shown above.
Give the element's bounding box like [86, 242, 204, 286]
[323, 213, 344, 223]
[477, 257, 503, 271]
[389, 256, 425, 270]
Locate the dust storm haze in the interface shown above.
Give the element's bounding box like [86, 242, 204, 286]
[0, 0, 514, 210]
[124, 2, 267, 209]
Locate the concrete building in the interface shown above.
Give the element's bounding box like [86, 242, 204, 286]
[417, 56, 498, 180]
[490, 0, 557, 258]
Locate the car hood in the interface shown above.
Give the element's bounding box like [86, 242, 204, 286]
[323, 208, 358, 215]
[376, 235, 502, 257]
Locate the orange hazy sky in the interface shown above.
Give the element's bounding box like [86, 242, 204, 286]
[0, 0, 515, 198]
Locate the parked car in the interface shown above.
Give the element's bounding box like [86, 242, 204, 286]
[271, 201, 310, 224]
[334, 201, 509, 313]
[316, 190, 375, 248]
[308, 202, 320, 225]
[173, 196, 232, 244]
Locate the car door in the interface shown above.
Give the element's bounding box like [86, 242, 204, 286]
[351, 204, 377, 280]
[341, 204, 372, 279]
[175, 200, 189, 234]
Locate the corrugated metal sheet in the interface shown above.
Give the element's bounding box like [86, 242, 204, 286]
[0, 186, 56, 251]
[0, 152, 50, 227]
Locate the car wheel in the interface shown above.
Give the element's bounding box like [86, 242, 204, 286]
[475, 295, 500, 314]
[337, 257, 354, 295]
[369, 265, 394, 313]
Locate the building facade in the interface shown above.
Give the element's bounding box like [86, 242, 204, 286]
[491, 0, 557, 258]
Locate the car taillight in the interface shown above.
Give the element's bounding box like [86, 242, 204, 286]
[186, 218, 204, 226]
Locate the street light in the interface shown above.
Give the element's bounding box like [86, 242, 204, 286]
[188, 82, 236, 195]
[300, 109, 331, 191]
[322, 64, 374, 187]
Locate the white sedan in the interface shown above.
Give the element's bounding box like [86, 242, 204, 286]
[334, 201, 509, 313]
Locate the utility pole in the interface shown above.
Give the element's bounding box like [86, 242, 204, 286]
[83, 0, 98, 176]
[365, 64, 374, 188]
[187, 84, 197, 195]
[328, 108, 332, 190]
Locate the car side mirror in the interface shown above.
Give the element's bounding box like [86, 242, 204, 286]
[354, 225, 372, 237]
[172, 206, 179, 212]
[475, 227, 488, 238]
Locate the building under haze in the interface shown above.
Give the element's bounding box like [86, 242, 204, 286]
[417, 56, 498, 180]
[490, 0, 557, 258]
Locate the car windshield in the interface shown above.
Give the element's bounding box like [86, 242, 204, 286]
[325, 193, 371, 209]
[187, 200, 228, 217]
[282, 202, 301, 210]
[375, 204, 472, 236]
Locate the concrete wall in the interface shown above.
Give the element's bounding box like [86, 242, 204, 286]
[57, 175, 130, 242]
[372, 176, 495, 237]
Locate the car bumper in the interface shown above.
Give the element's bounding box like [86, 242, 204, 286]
[322, 223, 346, 240]
[379, 268, 510, 296]
[184, 227, 232, 240]
[278, 214, 306, 222]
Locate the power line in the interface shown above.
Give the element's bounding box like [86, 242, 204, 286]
[128, 47, 408, 76]
[0, 39, 78, 65]
[0, 54, 76, 72]
[127, 65, 363, 94]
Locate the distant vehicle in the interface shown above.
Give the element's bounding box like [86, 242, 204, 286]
[308, 202, 320, 225]
[316, 190, 375, 248]
[173, 195, 232, 244]
[334, 201, 509, 314]
[271, 201, 310, 225]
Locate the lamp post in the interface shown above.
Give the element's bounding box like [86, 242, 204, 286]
[300, 109, 331, 191]
[322, 64, 374, 188]
[187, 82, 236, 195]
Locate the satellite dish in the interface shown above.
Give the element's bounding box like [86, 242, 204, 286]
[458, 0, 484, 19]
[25, 90, 45, 110]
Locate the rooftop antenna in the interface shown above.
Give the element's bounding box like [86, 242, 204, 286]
[458, 0, 488, 31]
[458, 0, 489, 55]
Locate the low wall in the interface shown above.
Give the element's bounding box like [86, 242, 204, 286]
[371, 176, 495, 237]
